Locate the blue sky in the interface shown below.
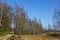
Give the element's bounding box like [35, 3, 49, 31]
[4, 0, 60, 28]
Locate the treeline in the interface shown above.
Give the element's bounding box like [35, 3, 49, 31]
[14, 5, 43, 34]
[0, 1, 43, 34]
[0, 1, 60, 35]
[47, 8, 60, 31]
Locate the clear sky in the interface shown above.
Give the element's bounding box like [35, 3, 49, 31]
[4, 0, 60, 28]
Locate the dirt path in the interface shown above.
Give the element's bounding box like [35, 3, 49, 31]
[0, 34, 12, 40]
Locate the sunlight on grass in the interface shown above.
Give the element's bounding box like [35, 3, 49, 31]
[0, 32, 8, 37]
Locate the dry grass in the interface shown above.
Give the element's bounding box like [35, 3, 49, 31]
[20, 34, 60, 40]
[7, 34, 60, 40]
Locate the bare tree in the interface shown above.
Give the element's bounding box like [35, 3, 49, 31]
[0, 2, 13, 33]
[14, 5, 28, 34]
[53, 8, 60, 30]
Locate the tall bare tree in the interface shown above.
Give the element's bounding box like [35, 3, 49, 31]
[53, 8, 60, 30]
[0, 2, 13, 33]
[14, 5, 28, 34]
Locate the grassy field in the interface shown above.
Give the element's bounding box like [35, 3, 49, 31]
[0, 32, 8, 37]
[8, 34, 60, 40]
[20, 34, 60, 40]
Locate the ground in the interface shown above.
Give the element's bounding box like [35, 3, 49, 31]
[20, 35, 60, 40]
[7, 34, 60, 40]
[0, 34, 60, 40]
[0, 34, 12, 40]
